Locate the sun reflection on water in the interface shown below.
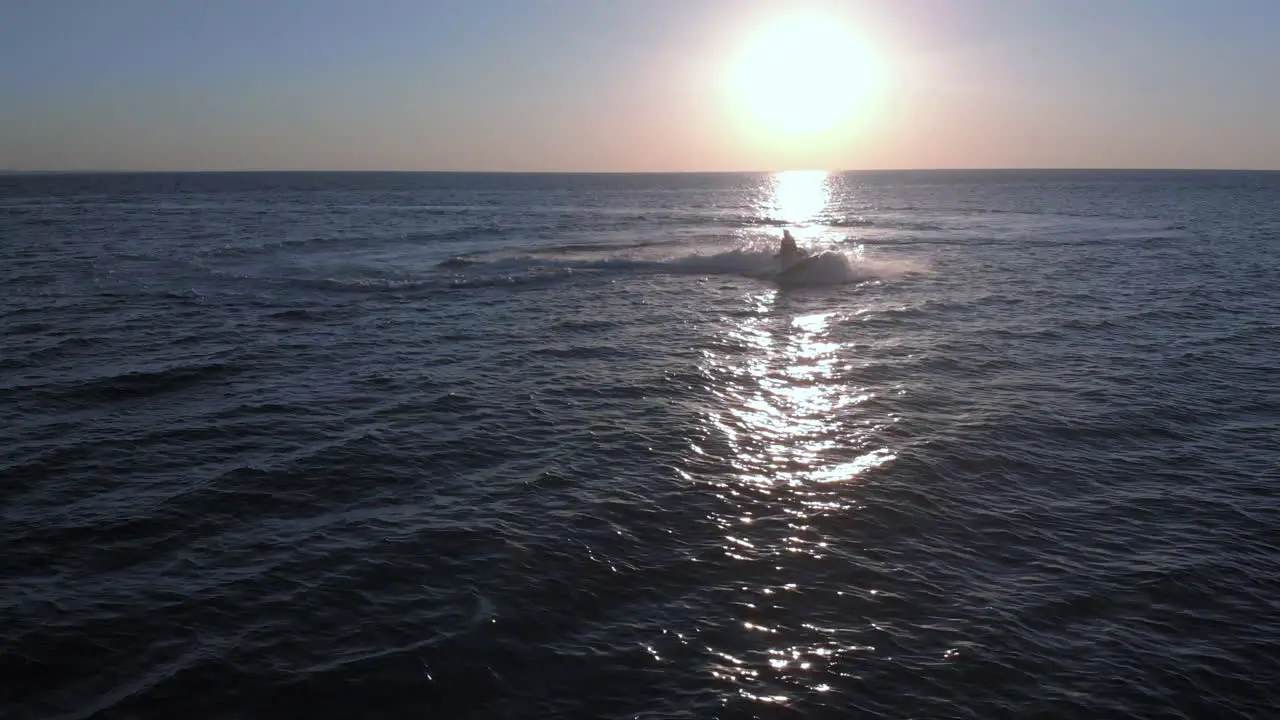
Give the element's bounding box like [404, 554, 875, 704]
[683, 174, 899, 707]
[764, 170, 831, 229]
[715, 308, 890, 489]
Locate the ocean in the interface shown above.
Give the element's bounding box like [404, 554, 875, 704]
[2, 170, 1277, 719]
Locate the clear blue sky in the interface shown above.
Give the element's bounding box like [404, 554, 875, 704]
[2, 0, 1277, 171]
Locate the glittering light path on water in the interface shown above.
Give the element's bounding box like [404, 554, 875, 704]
[678, 286, 900, 707]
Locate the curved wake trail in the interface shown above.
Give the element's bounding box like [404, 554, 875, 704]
[438, 244, 925, 291]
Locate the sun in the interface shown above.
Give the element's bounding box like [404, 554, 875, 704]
[728, 13, 883, 140]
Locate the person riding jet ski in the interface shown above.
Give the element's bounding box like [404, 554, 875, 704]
[775, 229, 807, 265]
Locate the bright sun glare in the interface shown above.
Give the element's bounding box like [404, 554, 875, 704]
[729, 13, 882, 140]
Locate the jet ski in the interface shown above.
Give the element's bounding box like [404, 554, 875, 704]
[777, 253, 824, 285]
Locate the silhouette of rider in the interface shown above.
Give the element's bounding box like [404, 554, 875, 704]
[777, 229, 804, 261]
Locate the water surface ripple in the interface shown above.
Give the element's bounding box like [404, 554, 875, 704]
[2, 170, 1278, 719]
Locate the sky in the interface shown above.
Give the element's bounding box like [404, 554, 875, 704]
[2, 0, 1278, 172]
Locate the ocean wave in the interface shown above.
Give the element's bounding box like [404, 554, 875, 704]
[33, 360, 243, 406]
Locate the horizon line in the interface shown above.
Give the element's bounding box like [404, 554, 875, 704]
[3, 167, 1279, 175]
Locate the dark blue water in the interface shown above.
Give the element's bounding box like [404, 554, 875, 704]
[3, 170, 1278, 719]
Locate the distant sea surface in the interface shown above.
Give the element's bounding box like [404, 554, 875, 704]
[3, 170, 1278, 719]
